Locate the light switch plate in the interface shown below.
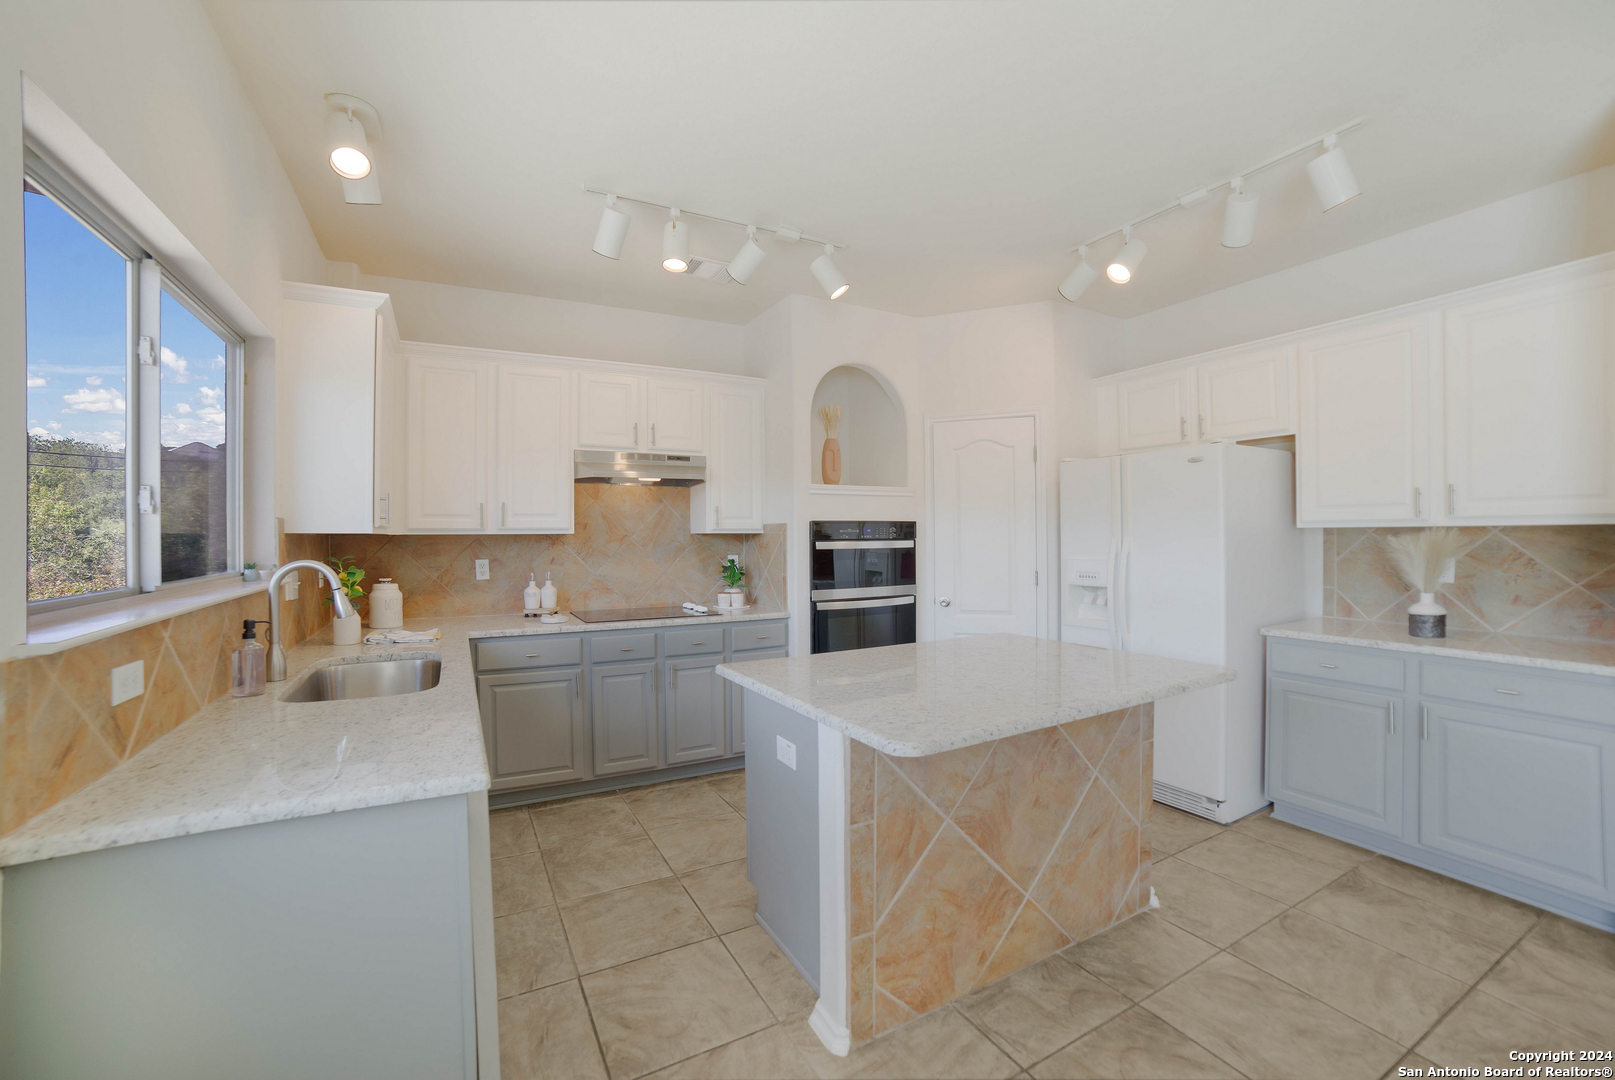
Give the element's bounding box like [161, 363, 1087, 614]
[776, 735, 797, 770]
[475, 559, 490, 580]
[110, 660, 144, 706]
[282, 576, 299, 601]
[1439, 557, 1457, 585]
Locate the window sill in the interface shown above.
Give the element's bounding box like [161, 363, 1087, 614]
[16, 578, 270, 658]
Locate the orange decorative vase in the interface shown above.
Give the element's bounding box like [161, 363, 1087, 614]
[822, 437, 842, 485]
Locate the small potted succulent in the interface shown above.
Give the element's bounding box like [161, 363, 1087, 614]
[324, 555, 367, 645]
[718, 556, 747, 609]
[241, 562, 259, 582]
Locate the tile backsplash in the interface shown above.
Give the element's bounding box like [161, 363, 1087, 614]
[1326, 525, 1615, 641]
[328, 485, 786, 621]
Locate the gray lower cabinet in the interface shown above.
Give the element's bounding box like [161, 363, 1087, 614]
[478, 668, 587, 789]
[1267, 676, 1402, 837]
[728, 647, 787, 756]
[666, 655, 726, 764]
[591, 661, 661, 776]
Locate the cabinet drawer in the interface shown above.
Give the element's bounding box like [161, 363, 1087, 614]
[590, 632, 658, 663]
[1420, 660, 1615, 727]
[476, 635, 583, 672]
[1268, 640, 1404, 691]
[664, 627, 723, 657]
[731, 623, 786, 653]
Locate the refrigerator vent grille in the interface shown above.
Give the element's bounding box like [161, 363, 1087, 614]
[1153, 780, 1223, 820]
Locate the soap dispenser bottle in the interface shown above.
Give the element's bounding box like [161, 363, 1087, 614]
[523, 573, 542, 617]
[231, 619, 266, 698]
[540, 572, 558, 611]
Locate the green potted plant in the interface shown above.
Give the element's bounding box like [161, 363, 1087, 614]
[324, 555, 366, 645]
[718, 556, 746, 609]
[241, 561, 259, 582]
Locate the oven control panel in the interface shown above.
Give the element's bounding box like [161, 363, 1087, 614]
[810, 520, 917, 542]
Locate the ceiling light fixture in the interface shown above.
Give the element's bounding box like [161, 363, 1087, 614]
[726, 226, 767, 285]
[593, 194, 631, 259]
[1307, 134, 1361, 212]
[1107, 230, 1147, 284]
[662, 209, 689, 273]
[327, 109, 372, 180]
[810, 245, 850, 299]
[1221, 177, 1259, 248]
[1059, 246, 1098, 302]
[324, 94, 382, 204]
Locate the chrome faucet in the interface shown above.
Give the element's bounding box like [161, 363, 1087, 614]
[266, 560, 357, 682]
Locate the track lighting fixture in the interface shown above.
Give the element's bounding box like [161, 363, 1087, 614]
[593, 194, 631, 260]
[1107, 231, 1147, 284]
[1221, 177, 1259, 248]
[1059, 247, 1098, 302]
[662, 210, 689, 273]
[810, 245, 850, 299]
[1307, 134, 1361, 212]
[726, 226, 767, 285]
[327, 109, 372, 180]
[323, 95, 383, 204]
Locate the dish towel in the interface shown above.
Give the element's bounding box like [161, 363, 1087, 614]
[363, 628, 442, 644]
[682, 603, 709, 614]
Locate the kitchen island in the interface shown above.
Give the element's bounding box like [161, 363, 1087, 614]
[716, 633, 1233, 1055]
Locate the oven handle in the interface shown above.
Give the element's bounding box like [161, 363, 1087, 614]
[812, 585, 918, 602]
[814, 595, 918, 611]
[814, 540, 915, 550]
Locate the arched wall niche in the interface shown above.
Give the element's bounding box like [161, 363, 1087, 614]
[809, 364, 908, 487]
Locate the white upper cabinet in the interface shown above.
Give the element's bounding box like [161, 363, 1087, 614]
[1296, 314, 1433, 526]
[1117, 369, 1195, 450]
[1197, 345, 1293, 441]
[496, 364, 573, 532]
[646, 377, 705, 451]
[577, 371, 643, 449]
[1443, 267, 1615, 523]
[692, 383, 765, 533]
[407, 355, 489, 530]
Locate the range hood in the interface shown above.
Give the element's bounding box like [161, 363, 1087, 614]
[573, 449, 707, 486]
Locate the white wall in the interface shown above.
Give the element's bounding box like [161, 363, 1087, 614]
[353, 273, 746, 374]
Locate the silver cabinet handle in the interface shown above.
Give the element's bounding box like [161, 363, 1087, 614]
[621, 647, 635, 652]
[1421, 704, 1430, 740]
[479, 502, 486, 529]
[1179, 416, 1187, 440]
[380, 491, 390, 525]
[525, 653, 542, 658]
[1448, 484, 1457, 515]
[690, 641, 705, 646]
[1387, 701, 1396, 735]
[754, 634, 770, 639]
[575, 674, 581, 698]
[633, 421, 639, 446]
[1198, 414, 1206, 438]
[1413, 487, 1422, 517]
[1319, 663, 1338, 669]
[938, 597, 951, 607]
[501, 502, 508, 528]
[1495, 688, 1521, 695]
[651, 423, 656, 447]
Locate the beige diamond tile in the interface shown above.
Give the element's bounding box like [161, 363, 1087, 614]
[495, 905, 576, 998]
[724, 924, 818, 1021]
[680, 858, 758, 934]
[559, 875, 714, 974]
[1174, 831, 1345, 905]
[499, 981, 607, 1080]
[1416, 990, 1585, 1071]
[952, 726, 1092, 889]
[492, 852, 555, 916]
[956, 953, 1131, 1067]
[1064, 910, 1218, 1001]
[1029, 1006, 1241, 1080]
[1149, 858, 1286, 948]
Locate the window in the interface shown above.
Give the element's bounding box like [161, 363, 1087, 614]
[25, 152, 242, 609]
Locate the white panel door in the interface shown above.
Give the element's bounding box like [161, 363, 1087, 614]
[1197, 344, 1294, 441]
[1117, 369, 1194, 451]
[931, 415, 1038, 639]
[646, 377, 705, 451]
[406, 355, 487, 530]
[496, 364, 572, 532]
[1444, 269, 1615, 522]
[693, 384, 764, 532]
[576, 372, 642, 449]
[1296, 315, 1432, 525]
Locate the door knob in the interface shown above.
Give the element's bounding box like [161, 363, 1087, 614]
[938, 597, 951, 607]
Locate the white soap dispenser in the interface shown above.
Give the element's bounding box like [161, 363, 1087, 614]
[540, 572, 558, 611]
[523, 573, 542, 618]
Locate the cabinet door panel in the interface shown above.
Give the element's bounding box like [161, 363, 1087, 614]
[666, 658, 725, 764]
[1297, 316, 1431, 525]
[1117, 370, 1193, 451]
[407, 355, 487, 529]
[577, 372, 642, 449]
[727, 647, 786, 756]
[1420, 701, 1615, 901]
[694, 384, 764, 532]
[647, 377, 705, 451]
[1198, 345, 1293, 440]
[479, 668, 587, 789]
[1444, 271, 1615, 521]
[591, 661, 659, 776]
[1267, 677, 1402, 836]
[497, 364, 572, 531]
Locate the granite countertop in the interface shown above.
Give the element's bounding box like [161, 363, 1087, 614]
[1262, 618, 1615, 678]
[0, 607, 790, 868]
[717, 633, 1233, 757]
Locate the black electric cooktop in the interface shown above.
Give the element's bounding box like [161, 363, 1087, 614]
[569, 605, 714, 623]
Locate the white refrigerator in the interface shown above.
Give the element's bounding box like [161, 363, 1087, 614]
[1060, 442, 1303, 823]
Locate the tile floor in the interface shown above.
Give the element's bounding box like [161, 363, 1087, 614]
[491, 771, 1615, 1080]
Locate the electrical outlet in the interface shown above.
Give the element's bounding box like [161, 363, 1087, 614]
[475, 559, 490, 581]
[282, 575, 299, 601]
[110, 660, 144, 706]
[776, 735, 797, 770]
[1439, 557, 1457, 585]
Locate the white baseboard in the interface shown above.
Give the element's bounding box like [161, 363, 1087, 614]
[808, 1001, 851, 1057]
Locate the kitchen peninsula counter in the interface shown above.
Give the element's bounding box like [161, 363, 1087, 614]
[717, 634, 1232, 1056]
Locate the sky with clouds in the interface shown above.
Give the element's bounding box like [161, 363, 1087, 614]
[25, 190, 227, 452]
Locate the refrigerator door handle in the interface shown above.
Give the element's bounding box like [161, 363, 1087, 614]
[1117, 539, 1132, 651]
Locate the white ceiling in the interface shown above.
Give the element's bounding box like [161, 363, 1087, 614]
[205, 0, 1615, 324]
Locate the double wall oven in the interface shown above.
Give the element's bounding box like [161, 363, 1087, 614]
[810, 521, 917, 654]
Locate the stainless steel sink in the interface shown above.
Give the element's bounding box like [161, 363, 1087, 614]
[282, 658, 442, 703]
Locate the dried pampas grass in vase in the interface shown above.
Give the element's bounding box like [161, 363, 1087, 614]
[1382, 528, 1465, 638]
[819, 404, 844, 485]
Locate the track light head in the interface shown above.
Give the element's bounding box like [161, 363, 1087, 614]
[1059, 247, 1098, 302]
[727, 226, 766, 285]
[1221, 178, 1259, 248]
[1307, 134, 1361, 212]
[327, 109, 372, 180]
[1107, 232, 1146, 284]
[810, 244, 849, 299]
[662, 210, 689, 272]
[593, 194, 631, 260]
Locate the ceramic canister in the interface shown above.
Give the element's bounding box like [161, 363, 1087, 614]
[368, 578, 404, 629]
